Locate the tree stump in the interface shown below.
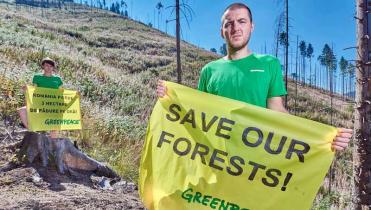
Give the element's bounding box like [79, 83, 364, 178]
[13, 131, 120, 179]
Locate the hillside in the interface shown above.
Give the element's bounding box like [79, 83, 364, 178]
[0, 1, 217, 178]
[0, 2, 354, 209]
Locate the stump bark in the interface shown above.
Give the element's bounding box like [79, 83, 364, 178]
[13, 131, 120, 179]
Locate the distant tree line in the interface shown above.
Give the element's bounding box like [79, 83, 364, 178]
[108, 0, 128, 17]
[15, 0, 73, 8]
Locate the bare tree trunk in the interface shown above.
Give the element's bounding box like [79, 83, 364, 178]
[274, 13, 284, 58]
[334, 72, 337, 95]
[353, 0, 371, 208]
[327, 70, 330, 91]
[294, 35, 298, 115]
[328, 68, 334, 195]
[275, 29, 280, 57]
[351, 73, 354, 100]
[346, 76, 348, 99]
[330, 69, 333, 125]
[309, 57, 312, 86]
[351, 77, 354, 100]
[320, 64, 322, 89]
[319, 64, 322, 89]
[284, 0, 289, 107]
[298, 52, 301, 87]
[176, 0, 181, 83]
[342, 74, 345, 100]
[302, 55, 306, 86]
[314, 63, 318, 88]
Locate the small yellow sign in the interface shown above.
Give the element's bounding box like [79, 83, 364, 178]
[26, 86, 82, 131]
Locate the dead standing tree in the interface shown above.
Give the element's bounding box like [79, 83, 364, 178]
[275, 0, 290, 107]
[353, 0, 371, 208]
[166, 0, 194, 84]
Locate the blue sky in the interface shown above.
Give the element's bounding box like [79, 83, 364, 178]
[126, 0, 355, 60]
[127, 0, 356, 92]
[91, 0, 356, 92]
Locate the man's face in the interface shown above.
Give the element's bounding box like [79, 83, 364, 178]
[42, 63, 54, 74]
[221, 7, 254, 51]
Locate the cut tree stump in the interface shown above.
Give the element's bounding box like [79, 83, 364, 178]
[9, 131, 120, 179]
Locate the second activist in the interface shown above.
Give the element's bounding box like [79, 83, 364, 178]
[17, 57, 63, 138]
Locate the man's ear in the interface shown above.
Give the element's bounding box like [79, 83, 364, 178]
[251, 22, 255, 32]
[220, 27, 224, 39]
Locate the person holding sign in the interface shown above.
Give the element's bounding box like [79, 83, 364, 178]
[17, 57, 63, 138]
[156, 3, 352, 151]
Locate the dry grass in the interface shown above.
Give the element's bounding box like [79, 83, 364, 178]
[0, 2, 215, 181]
[0, 2, 354, 209]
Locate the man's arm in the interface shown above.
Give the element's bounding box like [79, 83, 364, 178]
[267, 97, 288, 113]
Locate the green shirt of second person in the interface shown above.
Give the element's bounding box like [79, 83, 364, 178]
[32, 73, 63, 89]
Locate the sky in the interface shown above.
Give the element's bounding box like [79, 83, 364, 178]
[85, 0, 357, 92]
[125, 0, 355, 60]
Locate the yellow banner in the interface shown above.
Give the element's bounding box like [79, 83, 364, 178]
[139, 81, 337, 210]
[26, 86, 82, 131]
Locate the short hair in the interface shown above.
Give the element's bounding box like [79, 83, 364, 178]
[41, 60, 55, 67]
[221, 3, 253, 24]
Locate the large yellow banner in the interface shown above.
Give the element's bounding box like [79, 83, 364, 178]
[26, 86, 82, 131]
[139, 81, 337, 210]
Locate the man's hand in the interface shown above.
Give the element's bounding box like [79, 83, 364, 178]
[156, 80, 167, 98]
[332, 128, 352, 151]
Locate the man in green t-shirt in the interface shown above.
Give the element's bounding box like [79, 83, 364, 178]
[198, 54, 286, 108]
[157, 3, 352, 151]
[17, 57, 63, 137]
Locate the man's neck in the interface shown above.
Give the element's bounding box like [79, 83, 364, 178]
[225, 46, 252, 60]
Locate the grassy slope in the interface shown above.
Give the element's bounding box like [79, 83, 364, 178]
[0, 2, 353, 209]
[0, 2, 216, 178]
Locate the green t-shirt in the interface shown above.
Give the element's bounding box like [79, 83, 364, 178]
[32, 73, 63, 89]
[197, 53, 287, 108]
